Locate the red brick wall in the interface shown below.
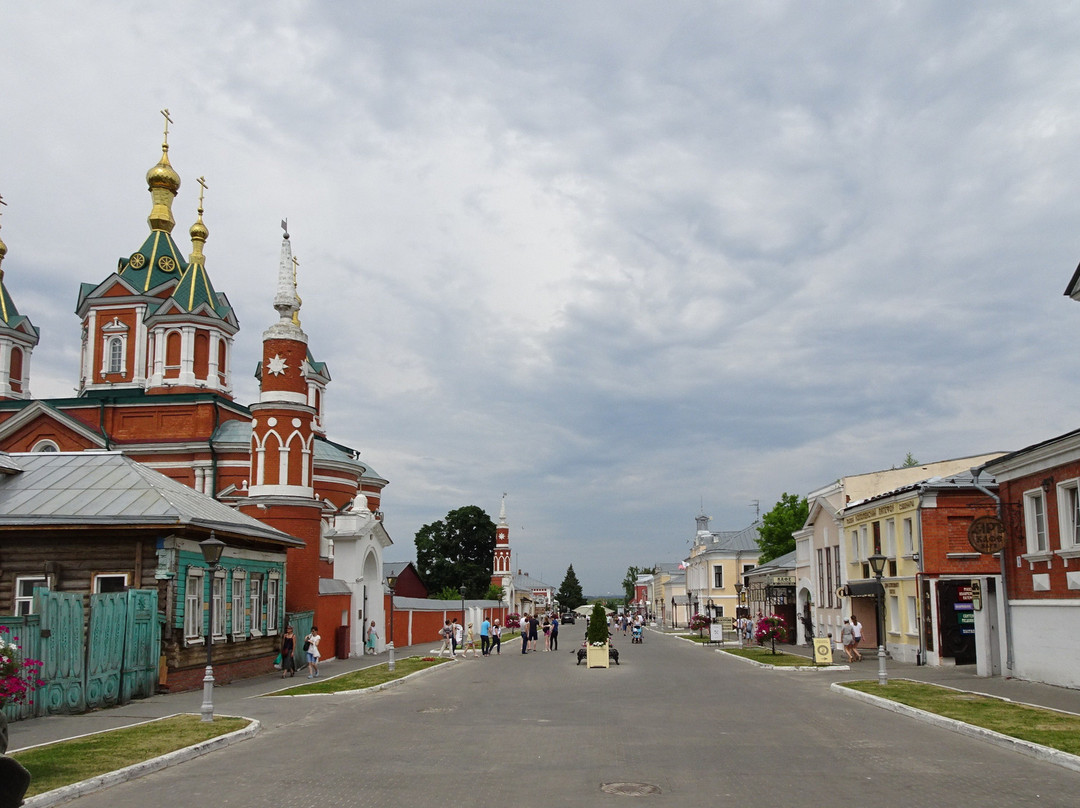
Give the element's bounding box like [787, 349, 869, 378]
[919, 489, 1000, 576]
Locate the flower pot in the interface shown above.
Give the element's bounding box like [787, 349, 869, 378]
[586, 643, 610, 668]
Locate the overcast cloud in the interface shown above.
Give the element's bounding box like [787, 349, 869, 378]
[3, 2, 1080, 593]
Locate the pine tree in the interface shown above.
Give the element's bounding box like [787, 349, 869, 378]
[556, 564, 585, 611]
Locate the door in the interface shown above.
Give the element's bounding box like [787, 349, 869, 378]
[121, 588, 160, 701]
[86, 591, 127, 708]
[36, 590, 86, 714]
[937, 580, 976, 665]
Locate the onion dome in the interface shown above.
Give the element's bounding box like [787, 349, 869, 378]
[146, 111, 181, 233]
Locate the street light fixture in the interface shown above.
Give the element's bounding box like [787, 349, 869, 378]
[868, 552, 889, 686]
[199, 532, 226, 722]
[386, 574, 398, 672]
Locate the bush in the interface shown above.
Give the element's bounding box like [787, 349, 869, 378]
[586, 604, 610, 646]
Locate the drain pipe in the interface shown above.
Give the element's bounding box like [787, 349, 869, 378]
[970, 466, 1014, 673]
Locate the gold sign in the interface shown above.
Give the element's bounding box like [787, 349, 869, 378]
[813, 638, 833, 664]
[967, 516, 1006, 554]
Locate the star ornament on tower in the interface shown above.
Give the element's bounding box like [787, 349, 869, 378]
[266, 355, 289, 376]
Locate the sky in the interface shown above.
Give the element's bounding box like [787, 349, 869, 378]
[3, 2, 1080, 595]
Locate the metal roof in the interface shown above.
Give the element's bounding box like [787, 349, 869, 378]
[0, 451, 301, 545]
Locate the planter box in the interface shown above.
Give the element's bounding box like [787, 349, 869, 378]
[587, 643, 610, 668]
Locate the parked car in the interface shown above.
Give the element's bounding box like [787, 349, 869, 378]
[561, 613, 576, 625]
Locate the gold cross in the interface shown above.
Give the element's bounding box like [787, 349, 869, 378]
[0, 192, 6, 228]
[161, 108, 173, 145]
[196, 176, 208, 210]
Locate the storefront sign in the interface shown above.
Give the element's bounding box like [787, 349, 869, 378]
[967, 516, 1006, 554]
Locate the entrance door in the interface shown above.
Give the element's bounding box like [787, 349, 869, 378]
[937, 580, 976, 665]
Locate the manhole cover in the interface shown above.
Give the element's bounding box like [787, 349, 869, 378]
[418, 706, 455, 713]
[600, 782, 662, 796]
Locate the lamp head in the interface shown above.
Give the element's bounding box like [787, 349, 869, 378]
[868, 552, 888, 577]
[199, 532, 226, 566]
[386, 574, 398, 591]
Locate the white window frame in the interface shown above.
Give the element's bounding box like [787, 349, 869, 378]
[231, 570, 247, 640]
[14, 575, 47, 616]
[212, 570, 227, 639]
[888, 594, 901, 633]
[1023, 488, 1050, 555]
[1057, 479, 1080, 550]
[885, 519, 897, 558]
[266, 574, 280, 633]
[184, 569, 205, 642]
[850, 529, 860, 562]
[249, 576, 263, 636]
[92, 572, 130, 593]
[31, 439, 60, 453]
[906, 595, 918, 637]
[902, 517, 914, 556]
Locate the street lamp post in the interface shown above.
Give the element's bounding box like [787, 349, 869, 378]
[459, 584, 467, 627]
[386, 574, 398, 672]
[199, 532, 226, 722]
[735, 583, 745, 644]
[868, 552, 889, 686]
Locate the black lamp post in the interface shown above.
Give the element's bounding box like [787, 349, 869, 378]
[199, 532, 226, 722]
[459, 584, 467, 626]
[868, 552, 889, 685]
[386, 574, 398, 672]
[670, 597, 675, 629]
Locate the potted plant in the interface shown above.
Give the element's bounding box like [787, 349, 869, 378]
[585, 603, 610, 668]
[689, 612, 710, 638]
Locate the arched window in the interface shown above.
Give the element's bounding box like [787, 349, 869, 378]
[108, 337, 124, 374]
[32, 440, 60, 452]
[9, 346, 23, 393]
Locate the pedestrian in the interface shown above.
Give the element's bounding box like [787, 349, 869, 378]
[840, 619, 856, 663]
[365, 620, 378, 655]
[280, 625, 297, 678]
[542, 616, 551, 651]
[438, 620, 453, 658]
[305, 626, 321, 678]
[522, 614, 530, 654]
[621, 615, 628, 636]
[492, 619, 502, 654]
[550, 614, 559, 651]
[453, 618, 464, 657]
[850, 616, 864, 662]
[464, 623, 478, 658]
[528, 613, 539, 652]
[480, 616, 491, 656]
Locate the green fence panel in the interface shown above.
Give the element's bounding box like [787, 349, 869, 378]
[0, 614, 41, 722]
[286, 610, 314, 670]
[86, 592, 126, 709]
[121, 588, 160, 702]
[35, 589, 85, 715]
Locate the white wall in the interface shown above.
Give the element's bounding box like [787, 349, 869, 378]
[1008, 601, 1080, 689]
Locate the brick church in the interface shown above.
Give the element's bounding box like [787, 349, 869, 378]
[0, 117, 392, 669]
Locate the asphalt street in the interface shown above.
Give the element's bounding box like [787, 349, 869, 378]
[13, 628, 1080, 807]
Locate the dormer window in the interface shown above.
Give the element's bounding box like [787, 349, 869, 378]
[108, 338, 124, 373]
[100, 317, 129, 378]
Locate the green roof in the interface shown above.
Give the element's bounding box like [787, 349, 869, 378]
[118, 230, 188, 292]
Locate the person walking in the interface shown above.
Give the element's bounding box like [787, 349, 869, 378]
[550, 614, 560, 652]
[365, 620, 379, 655]
[480, 616, 491, 656]
[528, 613, 539, 652]
[521, 615, 530, 654]
[305, 626, 321, 678]
[453, 618, 464, 657]
[438, 620, 453, 658]
[850, 616, 864, 662]
[464, 623, 478, 658]
[542, 616, 551, 651]
[840, 619, 856, 664]
[280, 625, 297, 678]
[491, 619, 502, 655]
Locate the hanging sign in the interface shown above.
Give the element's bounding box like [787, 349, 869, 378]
[967, 516, 1006, 554]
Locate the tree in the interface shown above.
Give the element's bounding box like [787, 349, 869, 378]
[902, 452, 920, 467]
[556, 565, 585, 611]
[621, 565, 656, 603]
[756, 493, 809, 563]
[414, 505, 497, 597]
[586, 603, 610, 645]
[485, 584, 505, 602]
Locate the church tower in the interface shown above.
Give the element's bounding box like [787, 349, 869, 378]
[491, 493, 512, 598]
[0, 196, 40, 400]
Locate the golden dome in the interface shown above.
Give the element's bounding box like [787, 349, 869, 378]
[146, 145, 181, 194]
[189, 215, 208, 243]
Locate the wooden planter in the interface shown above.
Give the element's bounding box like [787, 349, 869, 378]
[586, 643, 610, 668]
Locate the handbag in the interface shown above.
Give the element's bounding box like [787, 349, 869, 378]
[274, 653, 282, 670]
[303, 639, 311, 652]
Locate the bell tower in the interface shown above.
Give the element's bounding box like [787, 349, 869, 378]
[0, 194, 40, 401]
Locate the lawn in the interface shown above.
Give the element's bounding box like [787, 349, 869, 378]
[842, 680, 1080, 756]
[723, 647, 832, 667]
[268, 655, 449, 695]
[12, 714, 250, 797]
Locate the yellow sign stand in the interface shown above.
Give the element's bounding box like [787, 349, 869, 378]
[813, 637, 833, 665]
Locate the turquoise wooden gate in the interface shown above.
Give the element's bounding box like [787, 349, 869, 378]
[121, 588, 160, 701]
[287, 610, 314, 671]
[37, 590, 86, 715]
[86, 591, 127, 709]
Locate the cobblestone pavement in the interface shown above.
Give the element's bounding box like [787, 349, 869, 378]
[11, 630, 1080, 807]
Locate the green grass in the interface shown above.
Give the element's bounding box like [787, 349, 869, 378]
[842, 680, 1080, 756]
[723, 647, 831, 667]
[12, 714, 249, 797]
[268, 655, 449, 695]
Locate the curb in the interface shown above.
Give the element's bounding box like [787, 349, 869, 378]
[22, 713, 259, 808]
[831, 681, 1080, 775]
[717, 648, 850, 672]
[259, 656, 452, 698]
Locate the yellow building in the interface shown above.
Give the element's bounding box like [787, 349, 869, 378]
[684, 514, 760, 625]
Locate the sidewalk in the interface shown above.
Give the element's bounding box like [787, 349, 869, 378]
[6, 641, 441, 753]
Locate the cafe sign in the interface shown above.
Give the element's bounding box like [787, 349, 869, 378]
[967, 516, 1006, 554]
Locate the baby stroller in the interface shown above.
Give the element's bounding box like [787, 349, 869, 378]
[631, 623, 643, 644]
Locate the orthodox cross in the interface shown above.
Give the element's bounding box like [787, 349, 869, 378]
[160, 108, 173, 145]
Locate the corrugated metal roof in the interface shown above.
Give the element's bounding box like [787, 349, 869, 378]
[0, 451, 301, 545]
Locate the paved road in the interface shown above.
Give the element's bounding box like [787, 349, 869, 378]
[28, 630, 1080, 807]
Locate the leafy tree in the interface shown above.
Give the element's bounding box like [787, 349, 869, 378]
[586, 603, 610, 645]
[756, 493, 809, 563]
[621, 565, 656, 603]
[485, 584, 505, 602]
[414, 505, 496, 597]
[431, 586, 464, 600]
[556, 565, 585, 611]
